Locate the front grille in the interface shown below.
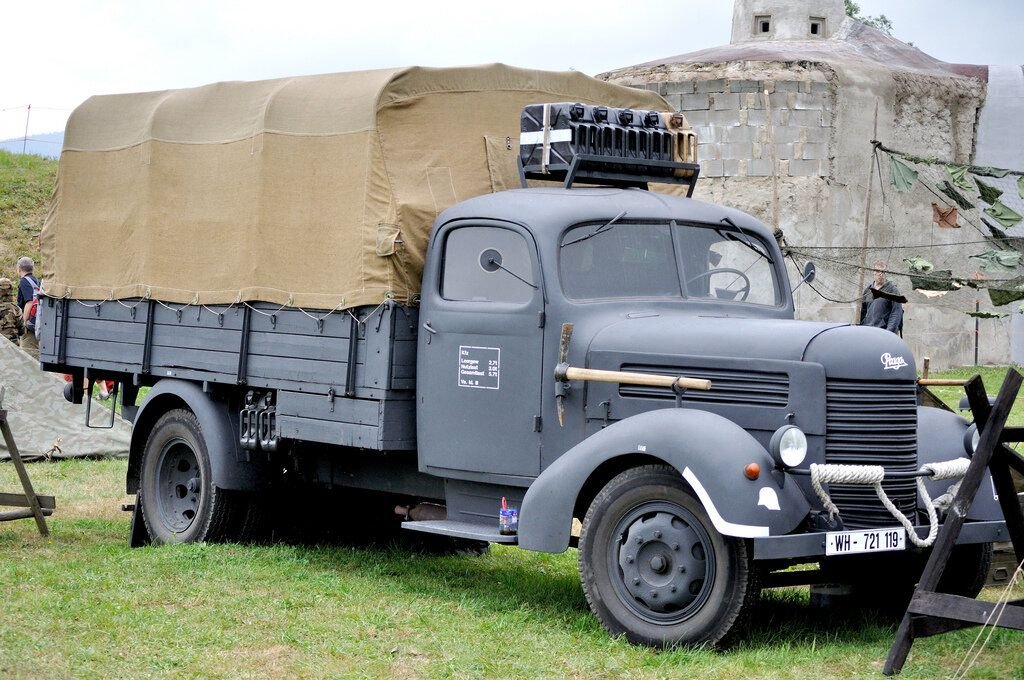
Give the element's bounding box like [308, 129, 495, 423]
[620, 365, 789, 407]
[825, 378, 918, 529]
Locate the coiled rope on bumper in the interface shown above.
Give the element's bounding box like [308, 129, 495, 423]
[810, 458, 971, 548]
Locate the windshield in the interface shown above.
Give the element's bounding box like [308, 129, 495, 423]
[559, 220, 782, 306]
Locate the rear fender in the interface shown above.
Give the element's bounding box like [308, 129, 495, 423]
[518, 409, 810, 553]
[127, 379, 263, 494]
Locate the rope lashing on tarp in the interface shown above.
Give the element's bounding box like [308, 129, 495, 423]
[809, 457, 972, 548]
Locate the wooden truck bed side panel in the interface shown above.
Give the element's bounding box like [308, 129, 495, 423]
[38, 298, 418, 450]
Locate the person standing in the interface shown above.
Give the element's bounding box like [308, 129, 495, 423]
[0, 277, 25, 344]
[859, 259, 904, 334]
[16, 256, 40, 359]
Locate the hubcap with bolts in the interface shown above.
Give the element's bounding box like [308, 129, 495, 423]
[613, 503, 715, 622]
[157, 438, 202, 532]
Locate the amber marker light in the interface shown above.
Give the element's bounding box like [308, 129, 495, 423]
[744, 463, 761, 480]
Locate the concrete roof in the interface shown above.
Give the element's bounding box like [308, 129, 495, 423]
[631, 19, 987, 81]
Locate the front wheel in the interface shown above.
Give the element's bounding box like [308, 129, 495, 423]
[139, 408, 244, 544]
[578, 465, 757, 647]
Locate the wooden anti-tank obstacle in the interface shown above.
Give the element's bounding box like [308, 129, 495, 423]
[0, 387, 55, 536]
[885, 370, 1024, 675]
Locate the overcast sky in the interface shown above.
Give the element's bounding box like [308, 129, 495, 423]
[1, 0, 1021, 141]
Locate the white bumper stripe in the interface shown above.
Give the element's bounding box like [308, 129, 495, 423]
[683, 467, 770, 538]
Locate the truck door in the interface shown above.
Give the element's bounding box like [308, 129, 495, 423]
[417, 221, 544, 480]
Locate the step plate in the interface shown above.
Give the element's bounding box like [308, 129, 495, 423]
[401, 519, 518, 544]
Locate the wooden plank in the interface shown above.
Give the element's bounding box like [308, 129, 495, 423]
[908, 592, 1024, 632]
[151, 304, 245, 330]
[0, 492, 56, 510]
[0, 508, 54, 522]
[65, 338, 145, 365]
[0, 413, 49, 536]
[886, 371, 1022, 675]
[248, 331, 353, 363]
[150, 346, 239, 376]
[248, 307, 353, 338]
[64, 317, 146, 344]
[248, 354, 349, 386]
[152, 325, 241, 351]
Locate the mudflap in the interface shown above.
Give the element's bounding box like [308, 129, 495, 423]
[129, 496, 151, 548]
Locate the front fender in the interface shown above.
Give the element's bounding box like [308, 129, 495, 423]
[917, 405, 1001, 521]
[519, 409, 811, 553]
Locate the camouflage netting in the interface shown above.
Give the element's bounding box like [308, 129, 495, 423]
[42, 64, 671, 310]
[786, 143, 1024, 320]
[0, 339, 130, 461]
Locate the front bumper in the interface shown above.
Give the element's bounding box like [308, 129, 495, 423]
[752, 520, 1008, 560]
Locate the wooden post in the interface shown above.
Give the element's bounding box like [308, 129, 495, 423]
[0, 388, 50, 537]
[922, 357, 930, 380]
[853, 101, 880, 324]
[884, 371, 1024, 674]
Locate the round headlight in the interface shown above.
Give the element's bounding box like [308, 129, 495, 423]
[770, 425, 808, 468]
[964, 424, 980, 456]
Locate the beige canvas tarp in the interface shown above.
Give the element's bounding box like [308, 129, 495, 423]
[41, 64, 671, 310]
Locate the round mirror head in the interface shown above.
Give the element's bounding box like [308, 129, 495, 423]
[480, 248, 502, 272]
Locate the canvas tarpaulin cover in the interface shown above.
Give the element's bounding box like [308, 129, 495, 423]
[0, 339, 130, 461]
[41, 64, 671, 310]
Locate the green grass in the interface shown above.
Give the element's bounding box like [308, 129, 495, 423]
[2, 368, 1023, 678]
[923, 365, 1024, 426]
[0, 149, 56, 280]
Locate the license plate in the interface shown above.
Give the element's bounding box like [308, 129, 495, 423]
[825, 527, 905, 556]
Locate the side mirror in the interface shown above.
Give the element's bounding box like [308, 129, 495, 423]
[791, 261, 816, 293]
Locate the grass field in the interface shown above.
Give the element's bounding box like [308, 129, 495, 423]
[2, 368, 1023, 678]
[0, 149, 54, 280]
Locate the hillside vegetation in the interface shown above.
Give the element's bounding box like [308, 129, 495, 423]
[0, 149, 56, 280]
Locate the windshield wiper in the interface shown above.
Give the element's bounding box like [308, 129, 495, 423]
[561, 210, 628, 248]
[718, 217, 773, 264]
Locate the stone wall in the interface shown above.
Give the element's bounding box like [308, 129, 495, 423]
[602, 61, 1005, 369]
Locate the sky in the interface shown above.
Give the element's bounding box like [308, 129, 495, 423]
[1, 0, 1021, 142]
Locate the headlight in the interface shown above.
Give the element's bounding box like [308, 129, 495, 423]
[964, 424, 980, 456]
[770, 425, 807, 468]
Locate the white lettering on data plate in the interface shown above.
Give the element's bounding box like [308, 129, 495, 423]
[458, 346, 500, 389]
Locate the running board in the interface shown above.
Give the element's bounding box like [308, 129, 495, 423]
[401, 519, 518, 544]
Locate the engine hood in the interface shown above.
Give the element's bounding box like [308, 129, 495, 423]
[587, 315, 844, 363]
[803, 324, 916, 380]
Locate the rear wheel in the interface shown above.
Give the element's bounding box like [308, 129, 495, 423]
[578, 465, 757, 647]
[139, 408, 244, 544]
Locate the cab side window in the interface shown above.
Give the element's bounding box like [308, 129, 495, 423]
[441, 226, 536, 304]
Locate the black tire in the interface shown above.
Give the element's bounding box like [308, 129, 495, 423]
[578, 465, 757, 648]
[938, 542, 993, 598]
[139, 408, 245, 544]
[822, 542, 994, 614]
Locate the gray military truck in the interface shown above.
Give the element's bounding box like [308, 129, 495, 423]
[38, 65, 1005, 647]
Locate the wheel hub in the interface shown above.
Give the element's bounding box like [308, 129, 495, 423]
[617, 509, 711, 616]
[156, 438, 202, 532]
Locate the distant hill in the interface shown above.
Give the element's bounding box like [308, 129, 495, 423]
[0, 131, 63, 159]
[0, 149, 57, 280]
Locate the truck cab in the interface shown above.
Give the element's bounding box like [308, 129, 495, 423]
[411, 185, 1005, 646]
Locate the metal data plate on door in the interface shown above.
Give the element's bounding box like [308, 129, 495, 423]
[825, 527, 906, 556]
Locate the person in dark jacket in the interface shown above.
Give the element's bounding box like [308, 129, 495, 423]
[16, 256, 40, 358]
[860, 259, 904, 334]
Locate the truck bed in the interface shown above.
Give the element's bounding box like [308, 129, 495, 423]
[37, 297, 419, 450]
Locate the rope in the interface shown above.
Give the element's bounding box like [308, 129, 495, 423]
[809, 457, 970, 548]
[952, 554, 1024, 680]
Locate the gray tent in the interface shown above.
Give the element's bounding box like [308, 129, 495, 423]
[0, 339, 130, 461]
